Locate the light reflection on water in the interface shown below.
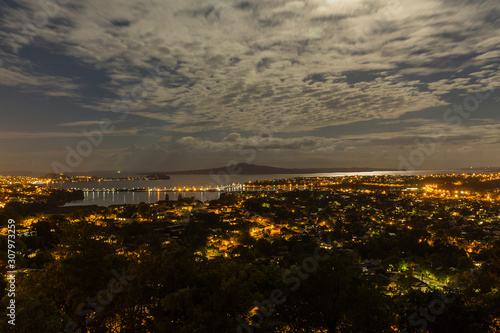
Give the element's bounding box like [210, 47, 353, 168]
[57, 171, 461, 207]
[64, 191, 221, 207]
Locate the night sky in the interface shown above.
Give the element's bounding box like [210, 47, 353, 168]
[0, 0, 499, 173]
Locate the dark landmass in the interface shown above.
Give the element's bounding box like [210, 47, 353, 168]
[0, 188, 84, 221]
[142, 173, 171, 180]
[460, 166, 500, 172]
[42, 173, 169, 182]
[164, 163, 398, 175]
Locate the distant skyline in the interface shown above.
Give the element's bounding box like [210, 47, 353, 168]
[1, 0, 499, 173]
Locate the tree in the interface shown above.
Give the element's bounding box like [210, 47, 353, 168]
[255, 238, 273, 257]
[238, 230, 256, 246]
[0, 292, 63, 332]
[137, 202, 151, 219]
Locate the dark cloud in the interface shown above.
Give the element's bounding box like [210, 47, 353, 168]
[111, 20, 132, 27]
[235, 1, 252, 11]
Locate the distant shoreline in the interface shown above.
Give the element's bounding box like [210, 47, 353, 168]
[2, 165, 499, 178]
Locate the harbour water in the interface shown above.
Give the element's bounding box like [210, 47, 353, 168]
[63, 190, 221, 207]
[52, 170, 465, 207]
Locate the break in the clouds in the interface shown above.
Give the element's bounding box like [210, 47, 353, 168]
[0, 0, 499, 172]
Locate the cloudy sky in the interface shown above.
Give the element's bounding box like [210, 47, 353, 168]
[0, 0, 499, 173]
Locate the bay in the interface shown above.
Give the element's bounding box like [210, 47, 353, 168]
[52, 170, 465, 207]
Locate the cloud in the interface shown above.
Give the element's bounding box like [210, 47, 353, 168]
[0, 0, 498, 138]
[0, 52, 82, 98]
[173, 115, 500, 157]
[176, 133, 338, 152]
[0, 131, 84, 139]
[0, 129, 140, 139]
[57, 121, 105, 127]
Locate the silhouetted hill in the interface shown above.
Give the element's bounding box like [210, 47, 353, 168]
[165, 163, 396, 175]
